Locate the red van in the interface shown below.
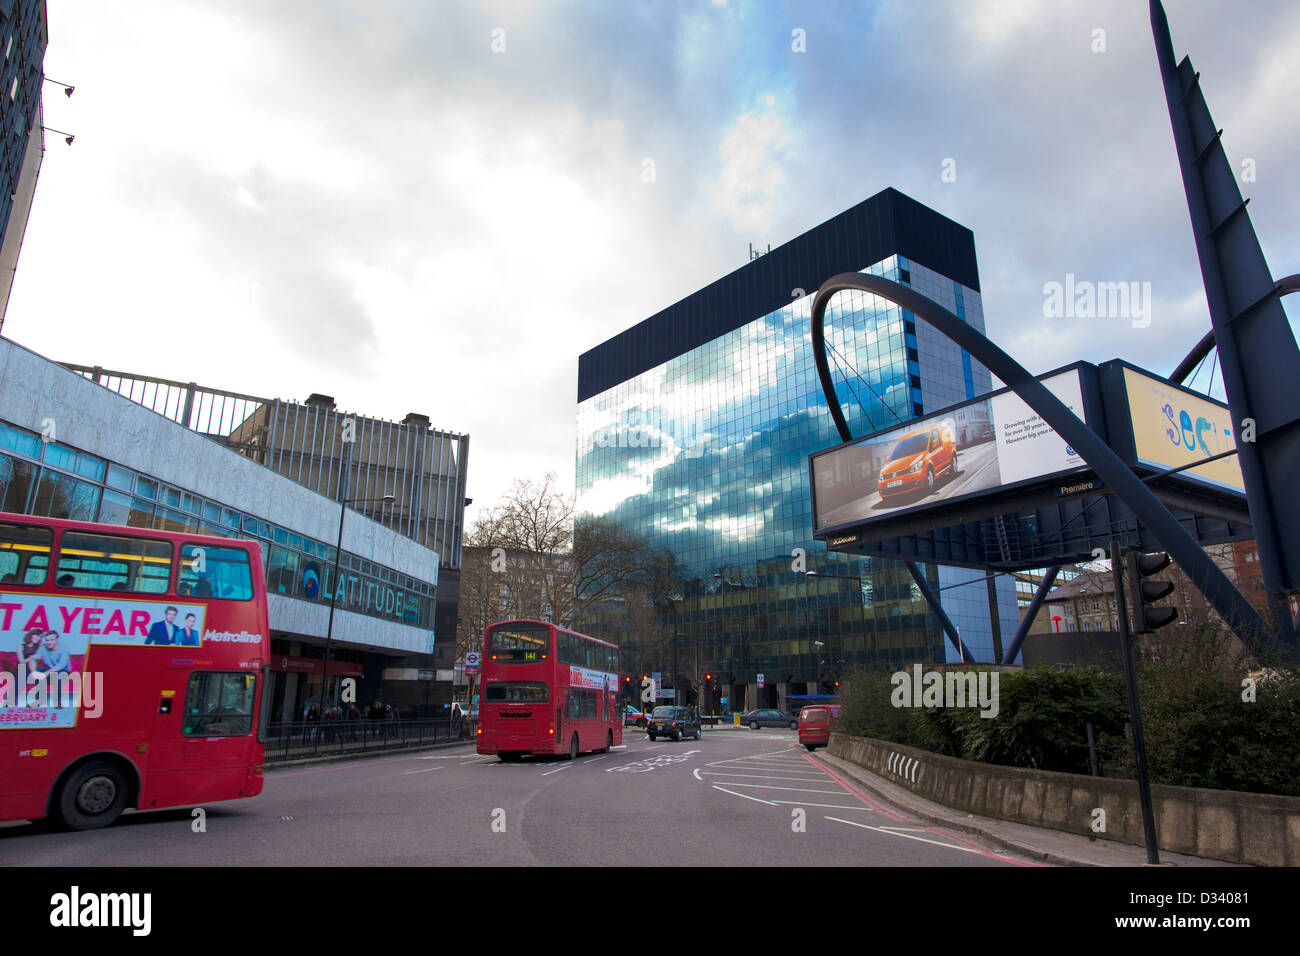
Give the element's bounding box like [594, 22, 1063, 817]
[797, 705, 841, 751]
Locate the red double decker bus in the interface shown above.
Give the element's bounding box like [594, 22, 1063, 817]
[0, 513, 269, 829]
[476, 620, 622, 762]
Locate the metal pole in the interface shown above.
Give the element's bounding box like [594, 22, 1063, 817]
[1002, 566, 1062, 665]
[905, 561, 972, 662]
[320, 499, 346, 738]
[1111, 538, 1160, 864]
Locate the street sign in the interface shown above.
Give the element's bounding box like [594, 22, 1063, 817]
[658, 689, 675, 699]
[465, 651, 480, 676]
[652, 672, 662, 698]
[757, 673, 765, 689]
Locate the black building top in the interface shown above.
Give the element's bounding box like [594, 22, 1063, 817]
[577, 187, 980, 403]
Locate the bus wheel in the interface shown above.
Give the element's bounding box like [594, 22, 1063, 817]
[499, 752, 522, 763]
[567, 734, 579, 760]
[56, 760, 129, 830]
[599, 731, 612, 753]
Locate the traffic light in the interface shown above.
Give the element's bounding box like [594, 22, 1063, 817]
[1125, 551, 1178, 633]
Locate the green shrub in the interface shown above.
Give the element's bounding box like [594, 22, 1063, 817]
[838, 668, 924, 748]
[1129, 662, 1300, 796]
[838, 659, 1300, 796]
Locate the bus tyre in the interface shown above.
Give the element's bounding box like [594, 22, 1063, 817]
[599, 730, 612, 753]
[499, 752, 522, 763]
[57, 760, 129, 831]
[567, 734, 579, 761]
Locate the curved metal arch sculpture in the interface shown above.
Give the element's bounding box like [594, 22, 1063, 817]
[1170, 274, 1300, 384]
[809, 271, 1276, 652]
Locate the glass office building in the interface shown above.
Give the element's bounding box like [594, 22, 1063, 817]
[0, 0, 49, 329]
[576, 189, 1020, 711]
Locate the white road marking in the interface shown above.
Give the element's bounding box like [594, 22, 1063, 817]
[707, 762, 820, 773]
[414, 755, 473, 759]
[585, 755, 610, 762]
[825, 816, 977, 853]
[402, 767, 442, 775]
[768, 799, 874, 811]
[712, 782, 843, 794]
[697, 771, 827, 781]
[692, 768, 703, 781]
[540, 765, 571, 776]
[712, 785, 778, 806]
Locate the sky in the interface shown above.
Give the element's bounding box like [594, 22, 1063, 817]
[6, 0, 1298, 527]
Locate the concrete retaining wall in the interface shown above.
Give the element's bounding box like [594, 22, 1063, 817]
[828, 733, 1300, 866]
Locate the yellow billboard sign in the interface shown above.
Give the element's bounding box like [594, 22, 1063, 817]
[1123, 367, 1244, 493]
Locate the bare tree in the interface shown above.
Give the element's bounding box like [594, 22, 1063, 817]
[571, 513, 650, 630]
[454, 474, 688, 689]
[455, 474, 576, 667]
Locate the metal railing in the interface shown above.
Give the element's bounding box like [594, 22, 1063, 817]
[263, 717, 472, 763]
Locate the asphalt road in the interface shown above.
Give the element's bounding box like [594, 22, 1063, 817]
[1, 730, 1041, 866]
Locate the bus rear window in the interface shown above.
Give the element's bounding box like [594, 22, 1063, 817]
[55, 531, 171, 593]
[0, 521, 51, 586]
[484, 682, 549, 703]
[179, 544, 253, 600]
[487, 624, 550, 663]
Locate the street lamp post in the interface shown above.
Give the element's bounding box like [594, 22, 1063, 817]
[320, 492, 394, 726]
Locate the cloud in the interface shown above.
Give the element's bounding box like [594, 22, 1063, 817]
[709, 104, 791, 233]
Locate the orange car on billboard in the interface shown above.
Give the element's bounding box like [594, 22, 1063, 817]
[877, 419, 957, 500]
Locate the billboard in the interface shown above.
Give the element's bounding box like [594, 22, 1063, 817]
[812, 368, 1090, 534]
[1120, 366, 1244, 493]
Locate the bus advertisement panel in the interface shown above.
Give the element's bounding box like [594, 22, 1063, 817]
[1, 595, 211, 728]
